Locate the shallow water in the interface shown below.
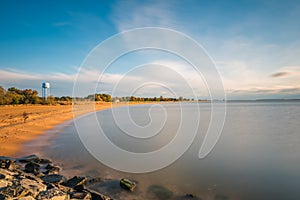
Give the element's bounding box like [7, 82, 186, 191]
[22, 102, 300, 200]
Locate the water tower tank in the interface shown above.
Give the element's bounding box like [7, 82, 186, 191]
[42, 82, 50, 88]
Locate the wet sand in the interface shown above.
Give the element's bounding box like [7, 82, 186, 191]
[0, 102, 150, 156]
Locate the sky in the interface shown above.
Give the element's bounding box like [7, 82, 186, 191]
[0, 0, 300, 99]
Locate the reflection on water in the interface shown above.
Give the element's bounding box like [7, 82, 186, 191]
[20, 102, 300, 200]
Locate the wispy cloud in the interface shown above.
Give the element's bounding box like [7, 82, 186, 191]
[111, 1, 178, 32]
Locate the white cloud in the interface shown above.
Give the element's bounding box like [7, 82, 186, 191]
[111, 1, 178, 32]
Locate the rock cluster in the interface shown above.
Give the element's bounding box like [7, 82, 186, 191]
[0, 155, 112, 200]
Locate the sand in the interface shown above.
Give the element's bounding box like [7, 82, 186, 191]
[0, 102, 149, 156]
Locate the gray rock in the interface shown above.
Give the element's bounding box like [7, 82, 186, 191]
[42, 174, 65, 184]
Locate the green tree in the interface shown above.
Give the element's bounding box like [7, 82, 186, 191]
[0, 86, 6, 105]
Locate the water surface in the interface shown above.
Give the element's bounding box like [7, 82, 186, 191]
[22, 102, 300, 200]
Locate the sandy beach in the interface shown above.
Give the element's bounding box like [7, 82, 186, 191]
[0, 102, 148, 156]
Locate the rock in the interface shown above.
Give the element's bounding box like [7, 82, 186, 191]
[86, 177, 103, 185]
[45, 182, 55, 190]
[120, 178, 136, 191]
[0, 180, 12, 188]
[45, 164, 60, 174]
[39, 158, 52, 165]
[17, 155, 40, 164]
[36, 188, 70, 200]
[0, 159, 13, 170]
[63, 176, 87, 189]
[18, 171, 43, 183]
[89, 190, 111, 200]
[42, 174, 65, 184]
[24, 162, 40, 174]
[70, 191, 91, 200]
[0, 194, 10, 200]
[0, 157, 14, 162]
[0, 168, 16, 180]
[20, 178, 47, 197]
[0, 184, 31, 199]
[180, 194, 200, 199]
[56, 184, 74, 193]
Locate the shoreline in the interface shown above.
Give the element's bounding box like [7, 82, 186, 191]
[0, 102, 156, 156]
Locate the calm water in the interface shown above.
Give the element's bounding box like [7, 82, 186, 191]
[22, 102, 300, 200]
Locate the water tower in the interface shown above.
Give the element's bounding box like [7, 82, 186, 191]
[42, 82, 50, 100]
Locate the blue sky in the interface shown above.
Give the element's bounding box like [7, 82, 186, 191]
[0, 0, 300, 99]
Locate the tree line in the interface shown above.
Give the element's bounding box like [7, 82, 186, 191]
[0, 86, 73, 105]
[0, 86, 189, 105]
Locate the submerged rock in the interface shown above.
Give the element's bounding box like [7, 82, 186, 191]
[120, 178, 137, 191]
